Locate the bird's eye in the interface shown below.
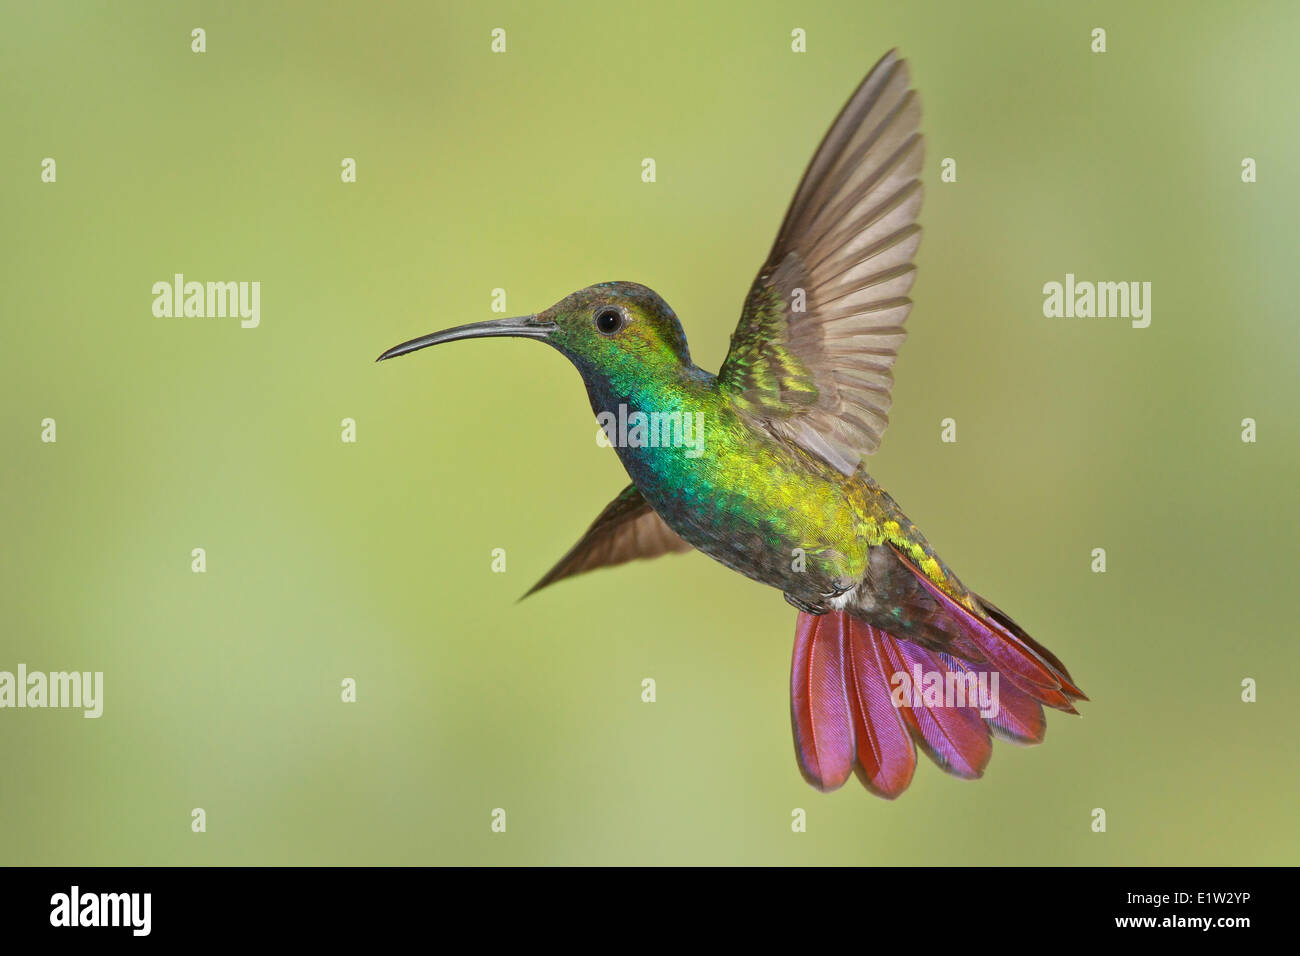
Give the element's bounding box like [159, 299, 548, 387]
[594, 307, 625, 335]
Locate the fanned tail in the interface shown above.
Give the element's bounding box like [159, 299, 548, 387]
[790, 601, 1083, 797]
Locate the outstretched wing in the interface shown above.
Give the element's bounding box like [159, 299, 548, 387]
[523, 484, 692, 598]
[717, 49, 923, 474]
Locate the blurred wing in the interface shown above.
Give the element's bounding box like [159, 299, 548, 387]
[717, 49, 923, 474]
[523, 484, 692, 598]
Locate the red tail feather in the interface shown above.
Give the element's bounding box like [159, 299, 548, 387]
[790, 612, 857, 791]
[790, 597, 1082, 796]
[844, 620, 916, 797]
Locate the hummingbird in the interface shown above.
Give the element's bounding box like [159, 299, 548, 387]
[378, 50, 1085, 798]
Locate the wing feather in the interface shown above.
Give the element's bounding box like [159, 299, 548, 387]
[523, 484, 691, 598]
[718, 50, 924, 474]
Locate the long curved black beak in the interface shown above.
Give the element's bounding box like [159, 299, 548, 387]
[376, 315, 556, 362]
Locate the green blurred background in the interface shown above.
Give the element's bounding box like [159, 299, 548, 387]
[3, 0, 1297, 865]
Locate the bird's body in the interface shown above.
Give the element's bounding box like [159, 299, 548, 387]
[581, 318, 959, 622]
[380, 51, 1085, 797]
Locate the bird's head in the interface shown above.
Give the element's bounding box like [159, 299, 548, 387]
[377, 281, 695, 399]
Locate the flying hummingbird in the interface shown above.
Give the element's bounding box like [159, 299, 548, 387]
[378, 50, 1085, 798]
